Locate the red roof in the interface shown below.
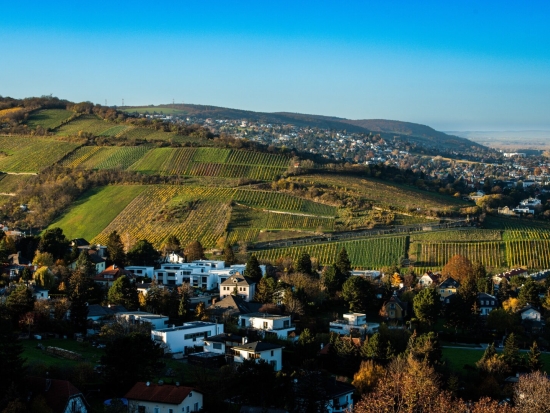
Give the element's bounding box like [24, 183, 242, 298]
[125, 382, 198, 404]
[26, 377, 84, 413]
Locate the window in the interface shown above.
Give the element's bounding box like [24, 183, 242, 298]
[389, 303, 395, 310]
[169, 409, 173, 413]
[263, 322, 268, 329]
[440, 289, 444, 293]
[213, 343, 222, 349]
[271, 350, 274, 356]
[269, 360, 276, 368]
[154, 407, 160, 413]
[194, 403, 199, 412]
[189, 392, 193, 397]
[138, 407, 146, 413]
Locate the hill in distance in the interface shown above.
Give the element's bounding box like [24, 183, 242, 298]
[124, 103, 485, 151]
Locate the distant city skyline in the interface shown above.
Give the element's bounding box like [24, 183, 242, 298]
[2, 1, 549, 131]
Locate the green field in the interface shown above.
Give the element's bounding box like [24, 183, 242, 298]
[25, 109, 74, 130]
[60, 146, 151, 170]
[0, 136, 82, 173]
[442, 347, 550, 375]
[49, 185, 147, 241]
[55, 114, 114, 136]
[22, 338, 104, 369]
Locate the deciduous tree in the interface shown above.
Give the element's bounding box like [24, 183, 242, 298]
[184, 240, 205, 262]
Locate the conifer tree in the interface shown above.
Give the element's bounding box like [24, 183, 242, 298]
[244, 254, 262, 282]
[526, 341, 543, 372]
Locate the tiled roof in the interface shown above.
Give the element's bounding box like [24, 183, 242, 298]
[125, 382, 198, 404]
[26, 376, 84, 413]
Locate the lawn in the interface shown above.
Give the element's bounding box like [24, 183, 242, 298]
[48, 185, 146, 241]
[25, 109, 74, 130]
[442, 347, 550, 375]
[22, 337, 104, 369]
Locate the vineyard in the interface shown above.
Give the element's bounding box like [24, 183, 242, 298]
[0, 137, 82, 173]
[49, 185, 147, 241]
[410, 229, 503, 242]
[0, 174, 33, 194]
[55, 115, 115, 136]
[60, 146, 151, 170]
[411, 241, 504, 268]
[128, 147, 289, 180]
[25, 109, 74, 130]
[234, 189, 336, 216]
[254, 236, 407, 268]
[505, 240, 550, 268]
[92, 186, 232, 248]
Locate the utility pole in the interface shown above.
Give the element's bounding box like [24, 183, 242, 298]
[122, 98, 124, 106]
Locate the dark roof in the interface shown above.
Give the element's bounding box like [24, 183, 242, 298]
[386, 293, 405, 310]
[87, 304, 127, 319]
[221, 274, 254, 287]
[71, 238, 90, 247]
[87, 251, 105, 264]
[209, 295, 262, 315]
[204, 332, 244, 344]
[439, 277, 460, 288]
[325, 379, 356, 398]
[8, 252, 31, 265]
[233, 341, 283, 352]
[125, 382, 198, 404]
[518, 304, 540, 314]
[26, 376, 85, 413]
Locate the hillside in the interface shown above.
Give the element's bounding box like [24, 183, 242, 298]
[124, 103, 486, 151]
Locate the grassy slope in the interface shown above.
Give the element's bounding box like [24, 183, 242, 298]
[48, 185, 146, 241]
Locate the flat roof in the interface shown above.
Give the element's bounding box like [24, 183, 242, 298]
[153, 321, 217, 333]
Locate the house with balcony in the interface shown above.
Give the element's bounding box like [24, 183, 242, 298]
[125, 265, 155, 279]
[238, 313, 295, 340]
[329, 313, 379, 337]
[151, 321, 224, 354]
[232, 341, 284, 371]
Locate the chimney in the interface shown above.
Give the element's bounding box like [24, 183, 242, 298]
[242, 336, 248, 344]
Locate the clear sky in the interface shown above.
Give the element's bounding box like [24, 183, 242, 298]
[2, 1, 549, 131]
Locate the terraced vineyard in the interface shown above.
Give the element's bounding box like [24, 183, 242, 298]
[412, 241, 504, 268]
[60, 146, 151, 170]
[505, 240, 550, 268]
[410, 229, 503, 242]
[254, 236, 407, 268]
[26, 109, 74, 130]
[0, 137, 82, 173]
[118, 126, 178, 141]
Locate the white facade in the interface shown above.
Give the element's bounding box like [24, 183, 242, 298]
[232, 341, 283, 371]
[32, 288, 49, 301]
[117, 312, 169, 330]
[151, 321, 224, 353]
[520, 307, 541, 321]
[126, 384, 203, 413]
[351, 270, 380, 279]
[238, 313, 295, 339]
[125, 266, 155, 278]
[329, 313, 379, 336]
[220, 274, 256, 302]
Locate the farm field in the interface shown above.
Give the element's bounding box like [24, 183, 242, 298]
[49, 185, 147, 241]
[0, 136, 82, 173]
[234, 189, 336, 216]
[25, 109, 74, 130]
[0, 173, 33, 194]
[254, 236, 407, 268]
[292, 174, 469, 214]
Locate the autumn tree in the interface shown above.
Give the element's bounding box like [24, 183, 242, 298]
[525, 341, 543, 372]
[33, 266, 55, 289]
[162, 235, 181, 255]
[32, 251, 54, 267]
[514, 370, 550, 413]
[441, 254, 474, 283]
[352, 360, 385, 395]
[223, 245, 236, 266]
[6, 285, 35, 327]
[184, 240, 205, 262]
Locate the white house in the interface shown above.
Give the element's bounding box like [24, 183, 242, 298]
[325, 380, 356, 413]
[125, 382, 203, 413]
[329, 313, 379, 337]
[238, 313, 295, 339]
[477, 293, 498, 316]
[27, 377, 88, 413]
[125, 266, 155, 279]
[350, 270, 380, 279]
[518, 305, 541, 322]
[418, 272, 439, 288]
[117, 311, 170, 330]
[151, 321, 224, 354]
[203, 333, 244, 355]
[232, 341, 284, 371]
[32, 287, 49, 301]
[220, 274, 256, 302]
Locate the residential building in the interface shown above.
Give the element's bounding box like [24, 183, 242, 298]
[232, 341, 284, 371]
[438, 277, 460, 302]
[220, 274, 256, 302]
[117, 311, 170, 330]
[383, 293, 407, 321]
[207, 295, 262, 321]
[26, 376, 88, 413]
[32, 286, 49, 301]
[477, 293, 498, 316]
[126, 266, 155, 279]
[238, 313, 295, 339]
[329, 313, 379, 337]
[418, 272, 439, 288]
[518, 305, 541, 322]
[151, 321, 224, 354]
[125, 382, 203, 413]
[93, 265, 132, 288]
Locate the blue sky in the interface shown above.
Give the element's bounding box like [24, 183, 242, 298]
[1, 1, 549, 130]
